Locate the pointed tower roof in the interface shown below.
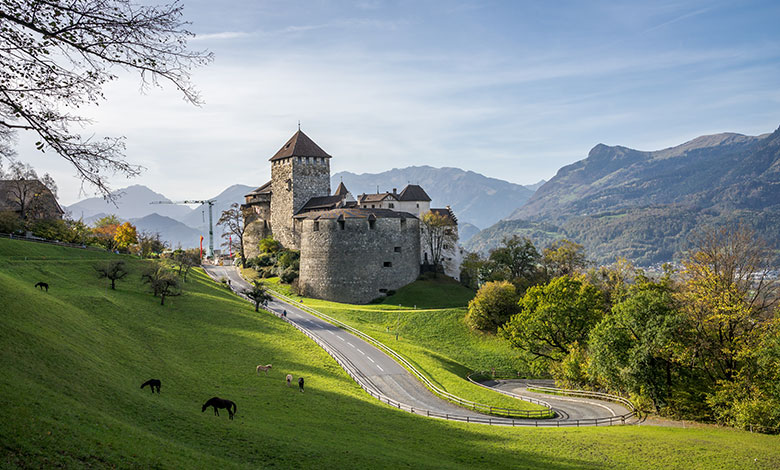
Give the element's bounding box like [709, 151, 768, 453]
[334, 181, 349, 196]
[269, 130, 332, 162]
[398, 184, 431, 202]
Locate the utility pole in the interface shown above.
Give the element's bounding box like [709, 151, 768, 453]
[150, 199, 217, 258]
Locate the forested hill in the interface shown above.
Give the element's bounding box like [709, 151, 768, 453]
[467, 125, 780, 265]
[509, 127, 778, 222]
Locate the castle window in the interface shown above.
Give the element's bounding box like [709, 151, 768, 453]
[297, 157, 302, 163]
[338, 220, 345, 230]
[369, 219, 376, 229]
[400, 218, 407, 228]
[416, 203, 419, 208]
[383, 262, 392, 268]
[371, 204, 375, 208]
[313, 221, 319, 232]
[394, 246, 401, 253]
[388, 203, 394, 208]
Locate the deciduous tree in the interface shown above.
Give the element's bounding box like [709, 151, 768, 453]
[114, 222, 137, 249]
[94, 260, 129, 290]
[244, 281, 272, 312]
[0, 0, 212, 195]
[218, 203, 253, 268]
[465, 280, 519, 332]
[420, 211, 458, 275]
[141, 263, 180, 305]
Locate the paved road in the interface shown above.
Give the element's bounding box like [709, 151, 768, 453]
[204, 265, 485, 419]
[483, 379, 632, 422]
[204, 265, 635, 425]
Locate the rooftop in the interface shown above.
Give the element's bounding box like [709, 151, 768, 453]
[294, 207, 416, 220]
[269, 130, 331, 162]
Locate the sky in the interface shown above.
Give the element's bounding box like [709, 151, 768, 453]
[13, 0, 780, 206]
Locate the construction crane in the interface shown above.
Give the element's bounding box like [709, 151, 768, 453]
[150, 199, 217, 258]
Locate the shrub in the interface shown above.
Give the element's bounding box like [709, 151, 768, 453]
[280, 267, 298, 284]
[465, 280, 519, 332]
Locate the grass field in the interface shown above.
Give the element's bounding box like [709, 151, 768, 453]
[2, 238, 779, 469]
[251, 273, 543, 411]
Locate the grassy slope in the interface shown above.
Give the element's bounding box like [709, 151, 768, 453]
[2, 239, 779, 469]
[254, 274, 538, 411]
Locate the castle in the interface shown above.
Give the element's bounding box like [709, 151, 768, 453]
[241, 130, 461, 304]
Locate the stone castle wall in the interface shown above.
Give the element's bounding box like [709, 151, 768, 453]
[299, 217, 420, 304]
[270, 156, 330, 250]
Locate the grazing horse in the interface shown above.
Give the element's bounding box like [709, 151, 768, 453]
[34, 282, 49, 292]
[286, 374, 293, 387]
[298, 377, 305, 393]
[140, 379, 161, 394]
[202, 397, 237, 420]
[256, 364, 272, 375]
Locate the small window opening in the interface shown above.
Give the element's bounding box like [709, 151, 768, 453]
[388, 203, 394, 208]
[313, 221, 320, 231]
[383, 261, 392, 268]
[338, 220, 345, 230]
[416, 203, 419, 208]
[379, 288, 388, 293]
[369, 219, 376, 229]
[371, 204, 375, 208]
[400, 218, 407, 228]
[394, 246, 401, 253]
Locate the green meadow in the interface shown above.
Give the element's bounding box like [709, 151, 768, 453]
[2, 238, 779, 469]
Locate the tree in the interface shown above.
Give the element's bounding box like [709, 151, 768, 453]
[94, 260, 129, 290]
[0, 0, 212, 195]
[92, 214, 121, 250]
[171, 248, 199, 281]
[420, 210, 458, 275]
[244, 281, 272, 312]
[588, 277, 684, 412]
[542, 239, 587, 278]
[141, 263, 180, 305]
[217, 203, 252, 268]
[465, 280, 520, 332]
[0, 161, 58, 222]
[137, 231, 167, 258]
[500, 275, 605, 363]
[488, 235, 541, 292]
[677, 224, 778, 384]
[114, 222, 137, 249]
[258, 237, 282, 254]
[459, 252, 486, 289]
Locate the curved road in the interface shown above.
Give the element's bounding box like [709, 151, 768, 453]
[204, 265, 634, 426]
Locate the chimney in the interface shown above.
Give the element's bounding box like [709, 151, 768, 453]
[392, 188, 397, 195]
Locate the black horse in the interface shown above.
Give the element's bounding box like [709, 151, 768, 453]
[140, 379, 161, 394]
[202, 397, 237, 420]
[34, 282, 49, 292]
[298, 377, 305, 393]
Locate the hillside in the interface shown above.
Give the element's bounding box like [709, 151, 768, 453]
[468, 125, 780, 265]
[3, 239, 779, 468]
[332, 166, 535, 229]
[129, 213, 204, 249]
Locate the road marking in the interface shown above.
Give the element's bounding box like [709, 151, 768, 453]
[356, 349, 364, 355]
[367, 357, 375, 363]
[376, 365, 384, 371]
[338, 336, 345, 341]
[347, 342, 355, 348]
[327, 330, 335, 335]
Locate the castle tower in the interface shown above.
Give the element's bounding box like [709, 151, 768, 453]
[269, 130, 332, 248]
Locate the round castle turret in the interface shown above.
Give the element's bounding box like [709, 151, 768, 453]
[298, 208, 420, 304]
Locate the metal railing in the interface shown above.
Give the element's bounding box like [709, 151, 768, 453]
[0, 232, 107, 253]
[266, 289, 555, 419]
[467, 371, 639, 426]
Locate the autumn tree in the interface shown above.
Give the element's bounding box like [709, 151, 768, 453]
[465, 280, 520, 332]
[94, 260, 129, 290]
[677, 224, 778, 384]
[217, 203, 253, 268]
[244, 281, 272, 312]
[420, 210, 458, 275]
[114, 222, 137, 250]
[91, 214, 121, 250]
[542, 239, 588, 278]
[0, 0, 212, 195]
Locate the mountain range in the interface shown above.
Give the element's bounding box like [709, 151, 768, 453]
[64, 167, 533, 248]
[332, 165, 535, 230]
[467, 124, 780, 265]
